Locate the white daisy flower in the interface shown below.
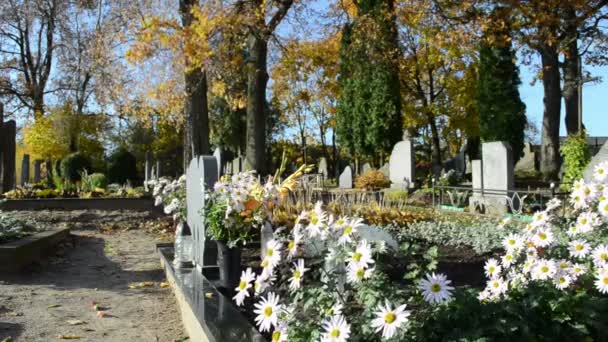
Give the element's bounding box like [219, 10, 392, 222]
[567, 224, 580, 237]
[531, 211, 550, 227]
[598, 200, 608, 218]
[569, 263, 586, 278]
[498, 217, 511, 229]
[321, 315, 351, 342]
[592, 244, 608, 267]
[419, 273, 454, 304]
[253, 292, 282, 333]
[532, 228, 554, 248]
[263, 239, 282, 269]
[594, 162, 608, 183]
[370, 300, 410, 339]
[502, 253, 516, 268]
[477, 288, 494, 301]
[288, 259, 309, 291]
[487, 277, 508, 295]
[568, 240, 591, 258]
[347, 240, 375, 268]
[346, 263, 373, 284]
[503, 233, 524, 252]
[254, 272, 275, 295]
[338, 218, 363, 245]
[553, 273, 572, 290]
[270, 322, 289, 342]
[233, 268, 256, 306]
[286, 226, 303, 260]
[484, 258, 502, 278]
[522, 258, 535, 274]
[546, 198, 562, 211]
[594, 270, 608, 294]
[557, 259, 572, 271]
[328, 303, 343, 317]
[532, 259, 557, 280]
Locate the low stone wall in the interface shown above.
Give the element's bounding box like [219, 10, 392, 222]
[0, 198, 162, 213]
[157, 245, 264, 342]
[0, 227, 71, 272]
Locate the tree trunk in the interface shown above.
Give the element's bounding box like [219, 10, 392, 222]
[33, 93, 44, 118]
[245, 34, 269, 174]
[562, 6, 580, 135]
[180, 0, 210, 160]
[428, 113, 442, 175]
[539, 44, 562, 180]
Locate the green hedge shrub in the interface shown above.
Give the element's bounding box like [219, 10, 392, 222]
[107, 148, 137, 185]
[61, 153, 92, 182]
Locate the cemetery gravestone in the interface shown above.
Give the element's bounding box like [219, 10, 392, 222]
[186, 156, 218, 269]
[379, 163, 389, 177]
[481, 141, 514, 214]
[34, 160, 42, 183]
[338, 166, 353, 189]
[389, 140, 415, 189]
[156, 160, 161, 179]
[21, 155, 30, 186]
[362, 163, 372, 174]
[213, 148, 223, 176]
[515, 143, 537, 173]
[471, 160, 483, 194]
[318, 157, 328, 181]
[583, 141, 608, 182]
[144, 152, 151, 188]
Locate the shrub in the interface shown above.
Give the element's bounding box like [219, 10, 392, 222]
[88, 173, 108, 189]
[61, 152, 92, 182]
[560, 131, 590, 188]
[354, 169, 390, 190]
[107, 148, 137, 185]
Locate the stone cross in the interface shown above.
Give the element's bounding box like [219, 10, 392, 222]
[186, 155, 218, 269]
[389, 139, 415, 189]
[338, 165, 353, 189]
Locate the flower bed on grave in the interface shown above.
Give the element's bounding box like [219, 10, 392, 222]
[0, 213, 43, 243]
[237, 163, 608, 340]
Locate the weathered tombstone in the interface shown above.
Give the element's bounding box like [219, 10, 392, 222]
[186, 156, 218, 269]
[34, 160, 42, 183]
[338, 166, 353, 189]
[583, 141, 608, 182]
[144, 152, 151, 188]
[362, 163, 372, 174]
[21, 155, 30, 186]
[318, 157, 328, 181]
[150, 166, 157, 181]
[480, 141, 514, 214]
[471, 160, 483, 194]
[156, 160, 161, 178]
[389, 139, 415, 189]
[232, 156, 243, 175]
[1, 120, 16, 191]
[213, 148, 223, 176]
[379, 163, 389, 177]
[515, 143, 537, 173]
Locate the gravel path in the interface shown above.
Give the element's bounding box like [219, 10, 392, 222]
[0, 210, 186, 342]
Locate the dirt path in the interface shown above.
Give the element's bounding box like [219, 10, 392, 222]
[0, 210, 186, 342]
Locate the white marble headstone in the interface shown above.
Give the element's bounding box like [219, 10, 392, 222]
[338, 166, 353, 189]
[389, 140, 414, 189]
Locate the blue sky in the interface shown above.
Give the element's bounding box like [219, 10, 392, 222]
[519, 63, 608, 142]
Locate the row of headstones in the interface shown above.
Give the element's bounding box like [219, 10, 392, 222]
[335, 138, 415, 190]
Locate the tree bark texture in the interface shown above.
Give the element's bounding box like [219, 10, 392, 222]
[539, 44, 562, 180]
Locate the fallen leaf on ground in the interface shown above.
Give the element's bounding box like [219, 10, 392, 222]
[160, 282, 170, 288]
[58, 335, 81, 339]
[48, 304, 61, 308]
[128, 281, 154, 289]
[66, 319, 86, 325]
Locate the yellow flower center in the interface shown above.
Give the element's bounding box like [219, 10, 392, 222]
[558, 277, 566, 284]
[337, 219, 345, 225]
[431, 283, 441, 293]
[261, 259, 269, 268]
[264, 307, 273, 317]
[311, 217, 319, 225]
[539, 233, 547, 240]
[288, 241, 295, 250]
[541, 266, 549, 273]
[293, 271, 301, 280]
[585, 188, 591, 195]
[267, 248, 274, 257]
[239, 280, 247, 290]
[272, 331, 281, 342]
[505, 255, 512, 261]
[353, 252, 362, 262]
[384, 312, 396, 324]
[330, 329, 341, 338]
[599, 169, 605, 175]
[604, 277, 608, 285]
[343, 226, 353, 235]
[581, 218, 588, 225]
[356, 268, 365, 279]
[508, 239, 515, 245]
[560, 263, 568, 269]
[604, 204, 608, 211]
[492, 281, 499, 288]
[601, 253, 607, 260]
[576, 244, 584, 251]
[488, 266, 495, 273]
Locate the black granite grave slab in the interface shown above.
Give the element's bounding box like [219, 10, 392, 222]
[158, 246, 265, 342]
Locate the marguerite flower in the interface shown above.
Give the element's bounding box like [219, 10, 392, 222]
[263, 239, 282, 268]
[532, 259, 557, 280]
[419, 273, 454, 304]
[233, 268, 256, 306]
[253, 292, 282, 332]
[531, 211, 549, 227]
[321, 315, 351, 342]
[502, 253, 516, 268]
[286, 226, 303, 260]
[487, 277, 508, 295]
[532, 228, 554, 248]
[553, 273, 572, 290]
[595, 270, 608, 294]
[288, 259, 308, 291]
[346, 263, 373, 284]
[484, 258, 502, 278]
[347, 240, 374, 268]
[569, 263, 586, 278]
[270, 322, 288, 342]
[338, 218, 363, 245]
[598, 200, 608, 218]
[594, 162, 608, 183]
[503, 233, 524, 252]
[546, 198, 562, 211]
[498, 217, 511, 229]
[568, 239, 591, 258]
[371, 300, 410, 339]
[592, 244, 608, 266]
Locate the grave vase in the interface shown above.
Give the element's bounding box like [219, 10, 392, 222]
[216, 241, 241, 290]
